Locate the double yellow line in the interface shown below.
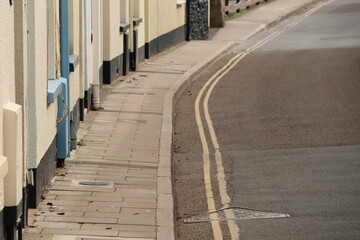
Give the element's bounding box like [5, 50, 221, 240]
[193, 1, 331, 239]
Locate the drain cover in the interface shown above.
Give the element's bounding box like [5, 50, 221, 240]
[184, 208, 290, 223]
[71, 180, 113, 188]
[79, 181, 111, 186]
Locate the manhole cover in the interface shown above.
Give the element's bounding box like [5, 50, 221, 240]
[184, 207, 290, 223]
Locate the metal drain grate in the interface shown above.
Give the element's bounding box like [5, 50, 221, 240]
[109, 91, 155, 96]
[71, 180, 113, 188]
[184, 207, 290, 223]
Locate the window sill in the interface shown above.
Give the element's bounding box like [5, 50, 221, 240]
[47, 79, 63, 103]
[177, 0, 186, 6]
[120, 22, 130, 33]
[0, 156, 8, 179]
[69, 55, 79, 72]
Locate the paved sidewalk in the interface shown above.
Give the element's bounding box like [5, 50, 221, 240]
[24, 0, 317, 239]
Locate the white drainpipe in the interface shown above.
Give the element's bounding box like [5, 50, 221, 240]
[91, 0, 101, 110]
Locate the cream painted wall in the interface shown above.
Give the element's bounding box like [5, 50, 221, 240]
[0, 1, 15, 211]
[120, 0, 130, 23]
[27, 0, 58, 168]
[147, 0, 186, 42]
[134, 0, 145, 48]
[103, 0, 123, 61]
[70, 0, 81, 110]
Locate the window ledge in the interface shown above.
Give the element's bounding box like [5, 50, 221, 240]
[0, 156, 8, 179]
[69, 55, 79, 72]
[47, 79, 63, 103]
[133, 18, 143, 27]
[120, 22, 130, 33]
[177, 0, 186, 6]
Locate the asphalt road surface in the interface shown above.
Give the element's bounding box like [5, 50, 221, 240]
[174, 0, 360, 239]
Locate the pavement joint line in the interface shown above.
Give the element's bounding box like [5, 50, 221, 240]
[66, 160, 158, 169]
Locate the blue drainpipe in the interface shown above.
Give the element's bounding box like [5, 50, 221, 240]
[57, 0, 70, 160]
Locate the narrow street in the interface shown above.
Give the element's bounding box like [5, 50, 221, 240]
[174, 0, 360, 239]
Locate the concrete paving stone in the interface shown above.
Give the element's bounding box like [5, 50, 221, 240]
[157, 194, 173, 210]
[131, 152, 158, 159]
[43, 200, 90, 207]
[75, 159, 130, 166]
[24, 227, 43, 234]
[77, 149, 106, 154]
[49, 185, 115, 193]
[157, 226, 175, 240]
[110, 133, 136, 139]
[101, 156, 131, 162]
[41, 228, 119, 237]
[129, 157, 158, 163]
[76, 154, 104, 160]
[157, 177, 172, 195]
[127, 168, 156, 173]
[117, 213, 156, 226]
[157, 166, 171, 178]
[56, 195, 124, 202]
[80, 223, 155, 233]
[104, 151, 131, 158]
[123, 197, 156, 203]
[120, 208, 156, 215]
[89, 201, 156, 209]
[32, 221, 82, 230]
[156, 208, 174, 228]
[95, 168, 129, 174]
[67, 164, 101, 170]
[84, 211, 155, 221]
[92, 191, 155, 199]
[47, 191, 92, 197]
[40, 205, 121, 213]
[36, 211, 85, 217]
[114, 185, 156, 191]
[66, 169, 99, 175]
[51, 180, 72, 186]
[117, 231, 156, 239]
[44, 216, 118, 224]
[126, 161, 158, 168]
[46, 195, 57, 200]
[124, 177, 157, 184]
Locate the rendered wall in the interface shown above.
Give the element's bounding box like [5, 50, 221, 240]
[103, 0, 123, 61]
[27, 0, 58, 169]
[148, 0, 186, 42]
[0, 0, 15, 216]
[70, 0, 81, 109]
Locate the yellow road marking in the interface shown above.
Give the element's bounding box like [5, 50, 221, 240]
[193, 1, 332, 239]
[195, 53, 244, 240]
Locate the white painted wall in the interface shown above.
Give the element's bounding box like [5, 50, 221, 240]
[27, 0, 58, 169]
[148, 0, 186, 42]
[103, 0, 123, 61]
[70, 0, 82, 110]
[0, 0, 15, 212]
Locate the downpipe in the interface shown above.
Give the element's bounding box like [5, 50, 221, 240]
[91, 83, 101, 110]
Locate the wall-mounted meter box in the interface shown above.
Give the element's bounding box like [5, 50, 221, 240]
[3, 103, 23, 209]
